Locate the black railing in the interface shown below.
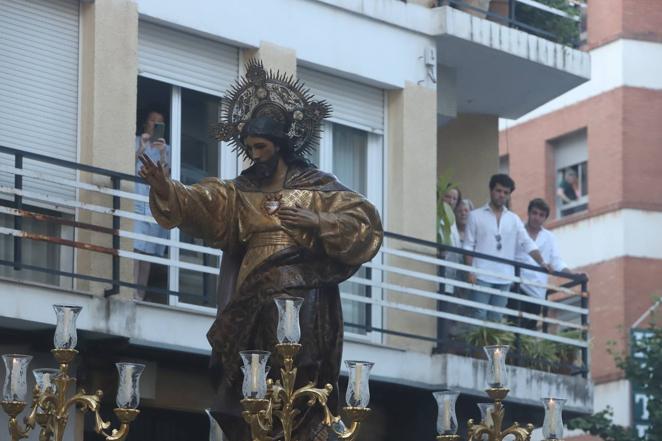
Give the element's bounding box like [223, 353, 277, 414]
[382, 231, 589, 377]
[0, 144, 590, 377]
[438, 0, 583, 47]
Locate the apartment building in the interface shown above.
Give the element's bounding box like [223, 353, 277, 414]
[0, 0, 589, 439]
[499, 0, 662, 436]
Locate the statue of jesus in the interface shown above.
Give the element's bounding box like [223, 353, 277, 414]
[138, 60, 383, 441]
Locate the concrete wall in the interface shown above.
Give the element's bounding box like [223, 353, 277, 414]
[244, 41, 297, 77]
[78, 0, 138, 298]
[437, 114, 499, 206]
[384, 83, 438, 351]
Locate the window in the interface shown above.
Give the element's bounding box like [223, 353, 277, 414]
[553, 129, 588, 218]
[136, 77, 236, 307]
[332, 124, 369, 333]
[332, 125, 368, 195]
[0, 208, 72, 287]
[314, 121, 383, 337]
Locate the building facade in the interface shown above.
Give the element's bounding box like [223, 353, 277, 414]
[0, 0, 590, 440]
[499, 0, 662, 436]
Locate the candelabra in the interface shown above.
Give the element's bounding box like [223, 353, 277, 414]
[433, 345, 566, 441]
[240, 295, 372, 441]
[1, 305, 144, 441]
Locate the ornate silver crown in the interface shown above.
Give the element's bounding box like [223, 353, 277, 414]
[214, 59, 331, 159]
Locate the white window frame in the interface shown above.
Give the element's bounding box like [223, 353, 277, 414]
[553, 129, 588, 219]
[318, 120, 384, 344]
[145, 83, 237, 311]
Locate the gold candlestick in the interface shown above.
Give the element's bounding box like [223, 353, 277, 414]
[1, 349, 140, 441]
[240, 343, 370, 441]
[466, 388, 534, 441]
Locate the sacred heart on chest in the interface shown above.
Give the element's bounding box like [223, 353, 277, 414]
[262, 193, 283, 215]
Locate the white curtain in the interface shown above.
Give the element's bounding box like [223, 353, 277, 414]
[332, 125, 367, 195]
[332, 124, 369, 332]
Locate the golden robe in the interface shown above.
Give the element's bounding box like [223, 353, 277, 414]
[149, 162, 383, 441]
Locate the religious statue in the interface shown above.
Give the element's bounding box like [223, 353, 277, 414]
[138, 60, 383, 441]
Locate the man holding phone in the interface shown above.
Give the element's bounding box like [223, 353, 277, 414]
[133, 109, 171, 300]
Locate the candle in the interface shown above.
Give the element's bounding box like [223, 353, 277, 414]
[493, 348, 503, 385]
[285, 300, 294, 339]
[484, 406, 493, 426]
[250, 353, 260, 395]
[548, 399, 557, 437]
[354, 363, 363, 404]
[11, 358, 20, 400]
[62, 309, 72, 346]
[442, 398, 451, 431]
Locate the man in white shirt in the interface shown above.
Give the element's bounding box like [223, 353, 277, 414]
[464, 174, 551, 322]
[514, 198, 572, 329]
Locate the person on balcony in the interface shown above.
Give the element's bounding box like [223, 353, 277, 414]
[463, 174, 551, 322]
[438, 184, 461, 246]
[454, 198, 474, 246]
[133, 109, 171, 301]
[514, 198, 573, 329]
[138, 60, 383, 441]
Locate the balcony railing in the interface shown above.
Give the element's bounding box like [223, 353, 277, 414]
[438, 0, 585, 47]
[0, 144, 589, 377]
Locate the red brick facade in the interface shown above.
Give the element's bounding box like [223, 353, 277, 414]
[578, 256, 662, 383]
[588, 0, 662, 48]
[500, 85, 662, 383]
[500, 87, 662, 224]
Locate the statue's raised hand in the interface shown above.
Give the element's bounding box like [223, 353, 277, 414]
[138, 153, 170, 200]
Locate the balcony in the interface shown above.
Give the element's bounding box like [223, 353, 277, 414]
[0, 145, 592, 416]
[438, 0, 586, 47]
[429, 0, 590, 121]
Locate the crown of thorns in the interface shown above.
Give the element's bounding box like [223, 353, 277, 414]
[213, 59, 332, 159]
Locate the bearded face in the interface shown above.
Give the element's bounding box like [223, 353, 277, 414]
[253, 153, 280, 181]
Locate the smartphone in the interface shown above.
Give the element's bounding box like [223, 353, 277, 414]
[153, 122, 165, 140]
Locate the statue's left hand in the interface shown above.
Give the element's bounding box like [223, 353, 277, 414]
[278, 204, 320, 230]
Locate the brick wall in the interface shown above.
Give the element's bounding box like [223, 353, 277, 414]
[500, 87, 662, 383]
[588, 0, 662, 48]
[573, 256, 662, 383]
[500, 88, 625, 221]
[500, 87, 662, 222]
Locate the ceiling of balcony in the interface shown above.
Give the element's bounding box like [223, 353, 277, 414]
[433, 6, 590, 121]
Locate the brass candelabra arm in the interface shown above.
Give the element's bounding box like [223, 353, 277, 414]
[500, 422, 534, 441]
[241, 398, 274, 441]
[290, 383, 334, 425]
[466, 418, 492, 441]
[329, 407, 371, 441]
[1, 401, 32, 441]
[35, 412, 53, 441]
[96, 408, 140, 441]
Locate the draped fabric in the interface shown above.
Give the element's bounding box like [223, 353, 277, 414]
[149, 163, 383, 441]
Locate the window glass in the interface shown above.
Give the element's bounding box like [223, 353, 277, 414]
[332, 124, 367, 195]
[556, 162, 588, 217]
[136, 77, 221, 306]
[178, 88, 221, 306]
[553, 129, 588, 218]
[332, 123, 369, 333]
[0, 210, 64, 286]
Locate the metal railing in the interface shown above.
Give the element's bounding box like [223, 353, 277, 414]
[0, 144, 589, 377]
[438, 0, 584, 47]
